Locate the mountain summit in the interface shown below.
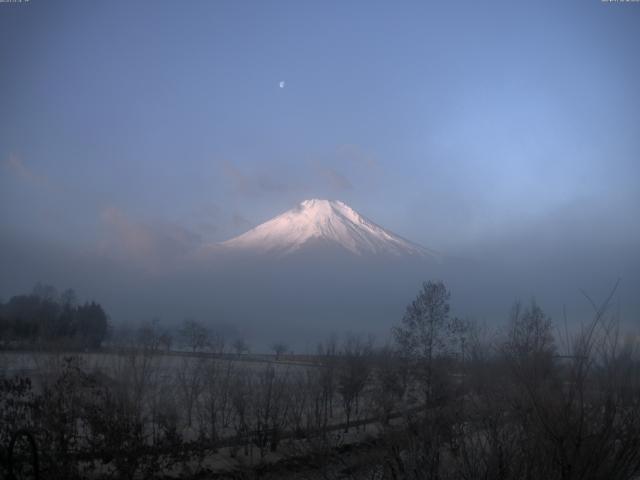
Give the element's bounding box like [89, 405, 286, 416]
[220, 199, 439, 259]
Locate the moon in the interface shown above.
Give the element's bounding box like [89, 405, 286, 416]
[279, 81, 285, 89]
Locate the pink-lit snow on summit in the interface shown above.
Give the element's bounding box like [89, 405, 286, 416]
[220, 199, 439, 258]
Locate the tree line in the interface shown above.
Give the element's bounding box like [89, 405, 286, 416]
[1, 280, 639, 479]
[0, 283, 109, 349]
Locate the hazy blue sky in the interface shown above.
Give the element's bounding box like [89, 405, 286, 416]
[1, 1, 639, 327]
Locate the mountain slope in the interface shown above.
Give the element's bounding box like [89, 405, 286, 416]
[219, 199, 440, 259]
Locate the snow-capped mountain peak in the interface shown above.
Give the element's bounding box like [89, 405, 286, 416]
[219, 199, 439, 258]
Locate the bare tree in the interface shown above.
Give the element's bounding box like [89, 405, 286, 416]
[251, 364, 292, 456]
[175, 357, 206, 429]
[317, 335, 338, 422]
[158, 331, 172, 351]
[136, 318, 162, 352]
[229, 372, 251, 457]
[208, 331, 226, 355]
[287, 369, 311, 437]
[503, 299, 556, 377]
[450, 283, 640, 480]
[393, 280, 453, 404]
[271, 342, 288, 360]
[199, 357, 234, 450]
[232, 337, 249, 356]
[180, 318, 209, 353]
[337, 334, 372, 432]
[372, 346, 406, 425]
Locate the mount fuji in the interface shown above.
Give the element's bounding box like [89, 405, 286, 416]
[186, 199, 454, 347]
[218, 199, 440, 260]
